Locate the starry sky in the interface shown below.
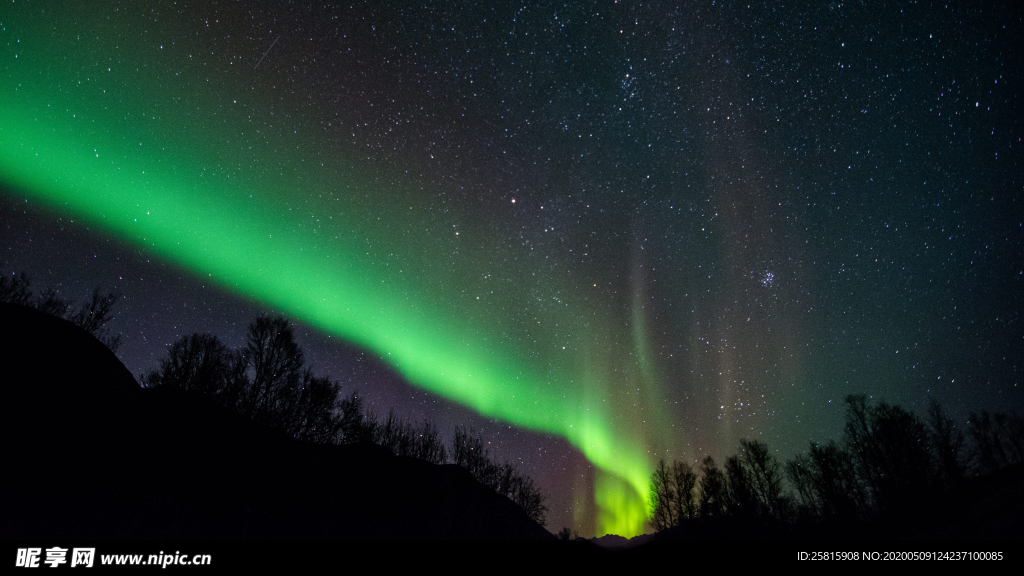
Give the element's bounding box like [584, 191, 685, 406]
[1, 0, 1020, 537]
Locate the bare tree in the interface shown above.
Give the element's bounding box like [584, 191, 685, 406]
[286, 370, 345, 444]
[239, 316, 304, 422]
[649, 459, 677, 531]
[452, 425, 491, 479]
[34, 288, 72, 318]
[0, 269, 31, 305]
[810, 440, 865, 521]
[69, 287, 120, 343]
[140, 333, 231, 395]
[969, 411, 1024, 474]
[511, 472, 547, 527]
[413, 421, 448, 464]
[218, 348, 251, 411]
[3, 271, 123, 352]
[724, 454, 756, 520]
[785, 452, 819, 520]
[928, 401, 966, 490]
[673, 460, 699, 521]
[844, 395, 934, 515]
[141, 315, 355, 447]
[649, 458, 699, 532]
[739, 439, 786, 522]
[451, 425, 547, 526]
[698, 456, 728, 520]
[337, 393, 371, 444]
[39, 286, 124, 353]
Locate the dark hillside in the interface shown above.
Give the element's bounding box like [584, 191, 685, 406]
[0, 303, 553, 540]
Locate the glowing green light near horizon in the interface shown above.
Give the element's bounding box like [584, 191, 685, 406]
[0, 7, 672, 536]
[0, 115, 657, 535]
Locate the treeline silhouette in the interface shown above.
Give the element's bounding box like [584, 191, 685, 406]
[138, 315, 548, 526]
[648, 396, 1024, 538]
[0, 267, 121, 352]
[0, 267, 547, 527]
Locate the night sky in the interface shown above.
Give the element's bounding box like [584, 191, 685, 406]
[1, 1, 1020, 537]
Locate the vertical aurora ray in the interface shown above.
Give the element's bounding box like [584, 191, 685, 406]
[0, 2, 669, 535]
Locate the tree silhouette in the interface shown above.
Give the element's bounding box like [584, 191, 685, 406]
[724, 454, 756, 521]
[511, 473, 547, 527]
[412, 420, 448, 465]
[140, 319, 350, 446]
[452, 425, 490, 477]
[69, 288, 122, 352]
[805, 440, 864, 521]
[450, 425, 547, 526]
[844, 395, 934, 515]
[649, 440, 791, 530]
[36, 287, 122, 352]
[239, 315, 304, 424]
[672, 460, 699, 522]
[643, 398, 1024, 537]
[34, 288, 72, 318]
[649, 458, 699, 531]
[649, 459, 678, 531]
[785, 452, 818, 521]
[0, 269, 31, 305]
[1, 268, 121, 352]
[698, 455, 728, 521]
[739, 439, 787, 522]
[374, 409, 415, 456]
[137, 312, 551, 527]
[969, 410, 1024, 474]
[283, 369, 345, 444]
[336, 393, 371, 443]
[369, 410, 447, 463]
[928, 401, 967, 490]
[141, 333, 231, 395]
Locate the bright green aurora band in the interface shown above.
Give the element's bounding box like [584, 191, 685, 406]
[1, 4, 671, 537]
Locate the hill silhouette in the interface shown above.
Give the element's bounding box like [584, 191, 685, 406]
[0, 303, 554, 540]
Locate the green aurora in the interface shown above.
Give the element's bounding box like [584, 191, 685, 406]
[7, 1, 1012, 538]
[0, 3, 671, 536]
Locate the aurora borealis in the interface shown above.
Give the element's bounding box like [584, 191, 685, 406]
[1, 1, 1020, 537]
